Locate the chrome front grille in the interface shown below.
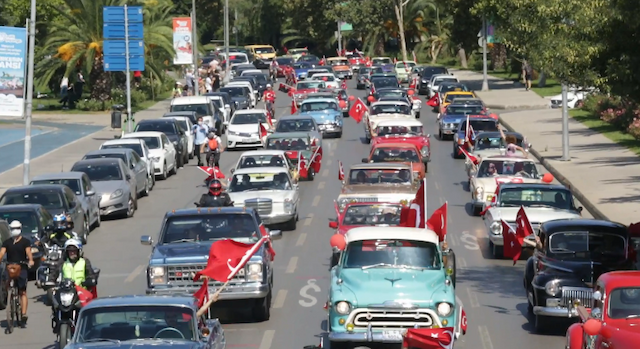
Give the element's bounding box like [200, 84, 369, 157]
[348, 308, 436, 329]
[348, 197, 380, 203]
[167, 265, 245, 286]
[245, 198, 273, 215]
[561, 287, 593, 308]
[238, 132, 254, 137]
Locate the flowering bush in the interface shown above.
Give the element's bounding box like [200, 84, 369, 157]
[583, 94, 640, 140]
[628, 118, 640, 139]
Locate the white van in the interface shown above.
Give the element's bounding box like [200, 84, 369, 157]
[169, 96, 219, 132]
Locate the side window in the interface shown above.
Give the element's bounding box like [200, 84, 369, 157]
[161, 135, 170, 147]
[37, 209, 47, 231]
[82, 175, 91, 193]
[128, 154, 136, 169]
[63, 188, 76, 207]
[132, 151, 142, 165]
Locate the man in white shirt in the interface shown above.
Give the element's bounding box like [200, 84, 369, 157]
[205, 75, 213, 93]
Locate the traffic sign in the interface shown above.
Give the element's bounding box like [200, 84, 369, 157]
[102, 5, 145, 72]
[103, 40, 145, 56]
[104, 56, 145, 72]
[103, 6, 143, 23]
[103, 23, 144, 39]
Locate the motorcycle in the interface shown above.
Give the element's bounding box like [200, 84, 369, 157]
[52, 271, 100, 349]
[36, 243, 64, 305]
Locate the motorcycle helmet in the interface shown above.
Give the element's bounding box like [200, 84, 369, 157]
[64, 239, 83, 262]
[209, 180, 223, 196]
[53, 213, 68, 233]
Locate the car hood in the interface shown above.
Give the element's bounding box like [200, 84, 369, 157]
[229, 190, 293, 203]
[373, 136, 429, 147]
[474, 176, 541, 194]
[333, 65, 350, 71]
[66, 340, 202, 349]
[341, 184, 415, 195]
[295, 68, 311, 74]
[440, 115, 465, 124]
[228, 124, 261, 134]
[488, 206, 582, 223]
[148, 148, 164, 158]
[472, 148, 505, 157]
[300, 110, 341, 123]
[336, 268, 451, 305]
[151, 241, 263, 264]
[93, 181, 128, 195]
[231, 96, 249, 103]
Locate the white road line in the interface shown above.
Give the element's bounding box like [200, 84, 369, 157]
[303, 214, 314, 226]
[0, 129, 54, 149]
[435, 182, 440, 190]
[272, 289, 288, 309]
[125, 264, 145, 283]
[259, 330, 275, 349]
[448, 234, 458, 246]
[312, 196, 321, 207]
[286, 257, 298, 273]
[296, 232, 307, 245]
[321, 169, 329, 177]
[326, 159, 333, 166]
[478, 326, 495, 349]
[467, 287, 480, 307]
[318, 181, 326, 189]
[458, 257, 467, 269]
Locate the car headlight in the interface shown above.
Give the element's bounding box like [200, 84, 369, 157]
[490, 221, 502, 235]
[150, 267, 165, 276]
[545, 280, 560, 296]
[421, 146, 429, 157]
[228, 130, 239, 136]
[335, 301, 351, 315]
[151, 156, 160, 162]
[60, 292, 74, 307]
[338, 198, 349, 210]
[475, 187, 484, 199]
[149, 266, 166, 284]
[110, 189, 123, 199]
[246, 262, 263, 281]
[284, 198, 294, 213]
[436, 302, 453, 317]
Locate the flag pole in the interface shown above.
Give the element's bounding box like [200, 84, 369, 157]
[197, 278, 230, 317]
[423, 178, 428, 227]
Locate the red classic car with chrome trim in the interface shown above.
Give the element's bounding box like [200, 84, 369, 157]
[371, 119, 431, 166]
[364, 142, 426, 178]
[565, 271, 640, 349]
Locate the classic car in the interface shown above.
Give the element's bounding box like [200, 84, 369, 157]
[0, 204, 53, 271]
[336, 163, 418, 213]
[327, 227, 462, 348]
[468, 131, 529, 160]
[274, 115, 322, 145]
[326, 57, 353, 79]
[271, 56, 295, 77]
[377, 96, 420, 119]
[329, 202, 403, 236]
[416, 66, 450, 95]
[63, 295, 226, 349]
[264, 132, 320, 176]
[370, 57, 395, 72]
[439, 91, 477, 113]
[565, 271, 640, 349]
[298, 98, 344, 138]
[368, 88, 420, 117]
[311, 73, 340, 89]
[301, 89, 352, 117]
[356, 67, 372, 89]
[523, 219, 633, 332]
[437, 104, 487, 140]
[307, 68, 334, 80]
[293, 80, 327, 106]
[228, 167, 300, 230]
[293, 62, 315, 80]
[429, 82, 470, 108]
[141, 207, 282, 321]
[371, 119, 431, 165]
[426, 74, 459, 98]
[468, 156, 545, 214]
[363, 143, 426, 179]
[345, 51, 366, 70]
[452, 116, 499, 158]
[226, 109, 272, 149]
[232, 150, 299, 182]
[394, 60, 417, 83]
[482, 183, 584, 257]
[298, 54, 321, 65]
[368, 75, 401, 98]
[365, 113, 414, 144]
[289, 47, 310, 61]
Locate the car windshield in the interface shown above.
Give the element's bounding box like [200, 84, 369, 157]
[161, 214, 258, 243]
[266, 137, 310, 150]
[371, 104, 411, 115]
[231, 113, 267, 125]
[0, 211, 39, 234]
[446, 106, 484, 115]
[75, 305, 196, 342]
[441, 85, 469, 93]
[329, 60, 348, 66]
[300, 101, 339, 112]
[342, 204, 402, 226]
[133, 137, 159, 149]
[238, 155, 287, 169]
[608, 287, 640, 319]
[135, 122, 175, 134]
[395, 62, 416, 69]
[72, 164, 122, 182]
[376, 125, 422, 136]
[84, 153, 127, 165]
[434, 77, 458, 85]
[373, 58, 392, 64]
[372, 78, 398, 88]
[313, 75, 335, 82]
[0, 190, 64, 210]
[371, 67, 384, 74]
[220, 87, 245, 97]
[275, 119, 315, 132]
[102, 143, 144, 157]
[296, 81, 324, 90]
[343, 239, 440, 269]
[478, 160, 538, 178]
[445, 94, 472, 103]
[247, 74, 268, 83]
[499, 187, 573, 209]
[298, 55, 319, 62]
[359, 68, 371, 74]
[423, 67, 448, 77]
[255, 47, 274, 54]
[371, 147, 420, 162]
[170, 103, 210, 117]
[548, 231, 626, 258]
[476, 136, 524, 150]
[348, 168, 412, 184]
[460, 120, 498, 133]
[293, 62, 313, 69]
[228, 172, 292, 192]
[276, 57, 294, 65]
[31, 179, 81, 195]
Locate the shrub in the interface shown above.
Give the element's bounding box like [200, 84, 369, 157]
[130, 89, 146, 107]
[628, 117, 640, 140]
[76, 99, 106, 111]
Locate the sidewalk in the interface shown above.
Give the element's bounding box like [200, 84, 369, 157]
[0, 99, 171, 196]
[454, 69, 640, 224]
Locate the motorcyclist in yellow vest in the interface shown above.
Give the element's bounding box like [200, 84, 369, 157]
[61, 239, 95, 290]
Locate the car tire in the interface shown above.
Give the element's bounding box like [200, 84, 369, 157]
[472, 205, 481, 216]
[149, 173, 155, 190]
[92, 212, 101, 229]
[285, 215, 297, 231]
[169, 159, 178, 175]
[159, 162, 168, 180]
[534, 314, 549, 333]
[141, 177, 150, 197]
[82, 217, 89, 244]
[183, 150, 189, 165]
[252, 289, 271, 322]
[125, 196, 135, 218]
[490, 241, 503, 258]
[336, 132, 343, 138]
[307, 167, 315, 181]
[177, 153, 184, 168]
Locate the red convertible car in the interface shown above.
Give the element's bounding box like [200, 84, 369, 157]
[370, 120, 431, 166]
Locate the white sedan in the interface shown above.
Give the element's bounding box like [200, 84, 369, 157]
[122, 131, 178, 180]
[311, 73, 340, 89]
[226, 109, 273, 149]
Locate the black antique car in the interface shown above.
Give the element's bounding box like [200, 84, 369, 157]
[523, 218, 634, 332]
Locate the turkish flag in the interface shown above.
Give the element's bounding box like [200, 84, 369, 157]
[348, 98, 367, 123]
[291, 99, 298, 114]
[399, 179, 426, 228]
[198, 166, 225, 179]
[403, 327, 455, 349]
[459, 147, 479, 165]
[193, 279, 208, 308]
[341, 80, 347, 90]
[298, 155, 309, 179]
[259, 224, 276, 261]
[501, 220, 524, 265]
[194, 239, 263, 282]
[259, 123, 268, 139]
[338, 161, 345, 181]
[427, 95, 439, 107]
[460, 308, 467, 334]
[516, 206, 535, 239]
[427, 202, 448, 242]
[312, 150, 322, 173]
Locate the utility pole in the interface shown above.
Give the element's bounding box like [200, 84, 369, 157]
[191, 0, 199, 96]
[234, 8, 238, 47]
[224, 0, 230, 83]
[560, 83, 570, 161]
[481, 16, 489, 91]
[337, 22, 342, 54]
[123, 5, 133, 133]
[22, 0, 36, 185]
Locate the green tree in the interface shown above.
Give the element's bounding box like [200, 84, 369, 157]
[448, 0, 481, 67]
[0, 0, 65, 43]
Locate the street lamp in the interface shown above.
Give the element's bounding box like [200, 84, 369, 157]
[191, 0, 199, 96]
[23, 0, 36, 185]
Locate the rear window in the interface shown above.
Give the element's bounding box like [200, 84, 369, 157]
[170, 103, 211, 117]
[231, 113, 267, 125]
[102, 143, 143, 157]
[31, 179, 81, 195]
[135, 122, 176, 135]
[254, 47, 275, 54]
[0, 190, 64, 210]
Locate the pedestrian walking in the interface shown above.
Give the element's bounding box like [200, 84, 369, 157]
[192, 116, 210, 166]
[522, 60, 533, 91]
[205, 74, 213, 93]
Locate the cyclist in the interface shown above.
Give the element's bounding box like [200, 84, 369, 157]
[206, 131, 223, 168]
[0, 221, 34, 326]
[197, 180, 234, 207]
[60, 239, 96, 303]
[264, 84, 276, 118]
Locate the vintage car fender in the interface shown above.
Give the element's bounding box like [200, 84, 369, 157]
[565, 323, 584, 349]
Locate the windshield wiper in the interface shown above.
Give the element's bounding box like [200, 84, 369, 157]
[362, 263, 394, 270]
[83, 338, 121, 344]
[169, 238, 196, 243]
[528, 204, 556, 208]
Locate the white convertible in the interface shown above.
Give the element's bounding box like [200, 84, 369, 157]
[364, 101, 413, 143]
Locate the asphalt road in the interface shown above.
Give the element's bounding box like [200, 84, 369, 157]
[0, 77, 587, 349]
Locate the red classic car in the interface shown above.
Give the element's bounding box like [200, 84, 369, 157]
[328, 202, 403, 267]
[364, 142, 426, 178]
[370, 120, 431, 165]
[566, 271, 640, 349]
[291, 81, 326, 106]
[345, 51, 365, 68]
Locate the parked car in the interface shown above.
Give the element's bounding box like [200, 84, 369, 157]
[122, 131, 178, 180]
[71, 158, 137, 219]
[170, 96, 221, 134]
[99, 138, 155, 188]
[162, 115, 195, 158]
[30, 172, 101, 230]
[135, 119, 189, 168]
[83, 149, 151, 198]
[219, 86, 252, 111]
[0, 205, 53, 271]
[0, 185, 89, 243]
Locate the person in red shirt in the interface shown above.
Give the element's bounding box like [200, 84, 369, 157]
[133, 71, 142, 87]
[264, 84, 276, 117]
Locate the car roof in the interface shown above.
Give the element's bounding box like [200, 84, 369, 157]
[278, 114, 315, 121]
[170, 96, 210, 104]
[499, 182, 566, 191]
[166, 207, 256, 217]
[101, 139, 145, 146]
[349, 163, 412, 170]
[301, 98, 338, 104]
[376, 119, 423, 127]
[32, 172, 85, 181]
[444, 91, 474, 96]
[73, 158, 125, 167]
[163, 111, 197, 116]
[231, 167, 290, 175]
[4, 184, 67, 193]
[541, 219, 628, 234]
[599, 271, 640, 289]
[234, 109, 267, 115]
[327, 57, 348, 60]
[371, 101, 410, 106]
[475, 131, 522, 139]
[268, 131, 310, 138]
[346, 227, 439, 245]
[137, 119, 173, 125]
[122, 131, 164, 139]
[372, 142, 418, 149]
[85, 149, 133, 156]
[239, 150, 287, 157]
[483, 155, 532, 161]
[0, 204, 42, 212]
[82, 295, 198, 311]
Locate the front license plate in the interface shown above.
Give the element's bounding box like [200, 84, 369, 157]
[382, 330, 404, 341]
[443, 130, 453, 134]
[242, 138, 254, 142]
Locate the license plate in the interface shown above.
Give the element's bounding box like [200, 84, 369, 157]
[443, 130, 453, 134]
[382, 330, 404, 341]
[242, 138, 254, 142]
[486, 195, 494, 201]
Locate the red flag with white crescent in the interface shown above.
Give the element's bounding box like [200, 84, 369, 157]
[338, 161, 345, 181]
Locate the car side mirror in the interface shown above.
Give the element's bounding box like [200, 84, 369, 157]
[230, 168, 235, 174]
[126, 174, 132, 180]
[225, 104, 231, 110]
[426, 134, 431, 138]
[86, 190, 95, 196]
[140, 235, 153, 245]
[329, 221, 338, 229]
[223, 121, 229, 126]
[361, 158, 369, 163]
[269, 230, 282, 240]
[578, 206, 583, 213]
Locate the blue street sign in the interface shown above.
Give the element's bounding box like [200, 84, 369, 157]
[103, 6, 143, 23]
[104, 55, 145, 72]
[103, 40, 145, 56]
[103, 23, 144, 39]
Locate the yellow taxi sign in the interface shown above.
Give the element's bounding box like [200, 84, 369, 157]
[454, 88, 462, 91]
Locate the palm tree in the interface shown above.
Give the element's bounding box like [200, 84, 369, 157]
[35, 0, 175, 101]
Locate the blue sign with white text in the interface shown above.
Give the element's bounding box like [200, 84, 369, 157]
[103, 23, 144, 39]
[103, 40, 145, 56]
[102, 6, 145, 72]
[104, 56, 145, 72]
[103, 6, 143, 23]
[0, 26, 27, 117]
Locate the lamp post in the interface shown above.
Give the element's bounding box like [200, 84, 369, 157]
[481, 16, 489, 91]
[560, 82, 570, 161]
[191, 0, 199, 96]
[22, 0, 36, 185]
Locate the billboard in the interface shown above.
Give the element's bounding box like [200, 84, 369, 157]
[173, 17, 193, 65]
[0, 26, 27, 118]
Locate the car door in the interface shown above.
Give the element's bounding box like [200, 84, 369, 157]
[288, 172, 300, 206]
[161, 134, 176, 168]
[183, 118, 195, 153]
[130, 151, 147, 189]
[140, 142, 153, 176]
[173, 119, 188, 152]
[63, 187, 85, 233]
[81, 174, 99, 223]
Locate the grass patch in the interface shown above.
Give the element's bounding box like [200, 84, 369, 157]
[33, 91, 171, 114]
[570, 109, 640, 156]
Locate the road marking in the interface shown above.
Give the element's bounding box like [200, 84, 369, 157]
[296, 232, 307, 245]
[461, 231, 480, 250]
[286, 257, 298, 273]
[329, 151, 335, 157]
[312, 195, 321, 207]
[326, 159, 333, 166]
[448, 234, 458, 246]
[478, 326, 495, 349]
[303, 213, 314, 226]
[272, 289, 288, 309]
[0, 129, 54, 149]
[458, 257, 467, 269]
[435, 182, 440, 190]
[259, 330, 275, 349]
[467, 288, 480, 307]
[125, 264, 145, 283]
[318, 181, 326, 189]
[321, 169, 329, 177]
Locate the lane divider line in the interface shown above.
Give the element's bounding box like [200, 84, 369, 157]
[296, 232, 308, 245]
[478, 325, 495, 349]
[321, 169, 329, 177]
[467, 287, 480, 308]
[272, 289, 288, 309]
[259, 330, 275, 349]
[303, 214, 314, 227]
[318, 181, 326, 190]
[325, 159, 333, 166]
[286, 257, 298, 273]
[312, 196, 321, 207]
[125, 264, 145, 283]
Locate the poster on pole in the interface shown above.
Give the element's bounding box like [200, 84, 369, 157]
[0, 26, 27, 118]
[173, 17, 193, 65]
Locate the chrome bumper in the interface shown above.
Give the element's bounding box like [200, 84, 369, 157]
[533, 306, 579, 318]
[147, 282, 269, 300]
[329, 328, 404, 344]
[261, 212, 295, 225]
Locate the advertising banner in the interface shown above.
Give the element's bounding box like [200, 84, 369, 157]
[0, 26, 27, 118]
[173, 17, 193, 65]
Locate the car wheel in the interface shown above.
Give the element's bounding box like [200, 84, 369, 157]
[124, 196, 135, 218]
[142, 177, 150, 197]
[285, 215, 297, 231]
[252, 289, 271, 322]
[336, 132, 343, 138]
[534, 314, 549, 333]
[82, 217, 90, 244]
[149, 173, 155, 190]
[526, 288, 534, 314]
[92, 212, 101, 229]
[169, 158, 178, 175]
[491, 241, 503, 258]
[160, 162, 168, 180]
[472, 205, 481, 216]
[307, 167, 315, 181]
[177, 153, 184, 168]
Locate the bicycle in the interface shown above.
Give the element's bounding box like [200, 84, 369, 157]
[5, 262, 26, 333]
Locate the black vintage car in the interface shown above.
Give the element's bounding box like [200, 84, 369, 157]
[523, 218, 634, 332]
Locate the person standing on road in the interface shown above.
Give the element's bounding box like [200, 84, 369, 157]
[192, 116, 210, 166]
[522, 60, 533, 91]
[205, 74, 213, 93]
[185, 69, 195, 95]
[0, 221, 34, 326]
[212, 71, 221, 92]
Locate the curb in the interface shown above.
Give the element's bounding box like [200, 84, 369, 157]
[486, 104, 550, 111]
[498, 116, 609, 221]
